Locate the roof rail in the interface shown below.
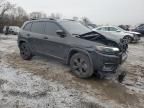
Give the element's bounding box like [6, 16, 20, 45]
[39, 18, 56, 20]
[30, 18, 37, 20]
[30, 18, 56, 21]
[63, 19, 75, 21]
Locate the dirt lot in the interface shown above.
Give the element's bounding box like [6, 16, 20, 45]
[0, 34, 144, 108]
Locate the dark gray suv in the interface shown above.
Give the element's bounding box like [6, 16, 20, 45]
[18, 18, 128, 80]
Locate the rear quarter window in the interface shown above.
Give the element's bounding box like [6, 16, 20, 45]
[23, 23, 32, 31]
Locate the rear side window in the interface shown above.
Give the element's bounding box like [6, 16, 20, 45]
[101, 27, 109, 31]
[45, 22, 61, 36]
[109, 27, 118, 31]
[23, 23, 32, 31]
[31, 22, 45, 34]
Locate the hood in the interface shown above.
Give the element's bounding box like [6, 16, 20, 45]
[95, 30, 124, 43]
[78, 31, 128, 52]
[124, 31, 141, 35]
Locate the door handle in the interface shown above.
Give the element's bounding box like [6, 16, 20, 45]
[44, 37, 48, 39]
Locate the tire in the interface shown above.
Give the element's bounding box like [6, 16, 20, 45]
[19, 42, 33, 60]
[124, 36, 132, 43]
[70, 53, 94, 78]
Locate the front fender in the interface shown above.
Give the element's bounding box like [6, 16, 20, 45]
[66, 48, 94, 68]
[18, 38, 28, 47]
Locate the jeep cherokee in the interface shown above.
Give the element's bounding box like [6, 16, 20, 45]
[18, 18, 128, 80]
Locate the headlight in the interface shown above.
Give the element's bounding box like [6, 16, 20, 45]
[96, 46, 119, 54]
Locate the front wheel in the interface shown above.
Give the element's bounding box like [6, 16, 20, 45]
[124, 36, 132, 43]
[19, 43, 33, 60]
[70, 53, 94, 78]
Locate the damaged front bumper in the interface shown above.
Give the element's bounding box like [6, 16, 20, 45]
[90, 51, 127, 74]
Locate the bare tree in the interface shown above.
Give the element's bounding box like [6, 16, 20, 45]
[50, 13, 62, 19]
[15, 7, 27, 18]
[81, 17, 92, 26]
[72, 16, 79, 21]
[30, 12, 47, 19]
[0, 0, 15, 18]
[11, 6, 28, 26]
[0, 5, 28, 32]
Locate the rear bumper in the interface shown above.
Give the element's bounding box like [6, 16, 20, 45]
[90, 51, 127, 74]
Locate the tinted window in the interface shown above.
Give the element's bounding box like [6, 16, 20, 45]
[31, 22, 45, 34]
[23, 23, 32, 31]
[109, 27, 118, 31]
[101, 27, 109, 31]
[45, 22, 61, 36]
[59, 21, 91, 35]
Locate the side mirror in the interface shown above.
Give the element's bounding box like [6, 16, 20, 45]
[56, 30, 66, 37]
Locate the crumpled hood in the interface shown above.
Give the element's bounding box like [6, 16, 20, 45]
[95, 30, 124, 43]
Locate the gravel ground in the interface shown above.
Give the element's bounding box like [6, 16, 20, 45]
[0, 34, 144, 108]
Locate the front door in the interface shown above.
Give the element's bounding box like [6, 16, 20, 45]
[43, 21, 69, 60]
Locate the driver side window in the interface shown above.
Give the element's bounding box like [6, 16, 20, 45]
[109, 27, 118, 31]
[45, 22, 62, 36]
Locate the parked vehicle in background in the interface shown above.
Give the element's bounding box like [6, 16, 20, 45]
[133, 24, 144, 35]
[118, 25, 130, 31]
[94, 26, 141, 43]
[3, 26, 20, 35]
[18, 19, 128, 81]
[9, 26, 20, 35]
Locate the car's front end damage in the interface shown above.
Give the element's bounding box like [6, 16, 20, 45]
[132, 34, 141, 42]
[78, 31, 128, 82]
[91, 39, 127, 81]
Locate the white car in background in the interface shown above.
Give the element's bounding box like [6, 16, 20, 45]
[94, 26, 141, 43]
[3, 26, 20, 35]
[9, 26, 20, 35]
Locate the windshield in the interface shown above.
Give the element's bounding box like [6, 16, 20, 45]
[59, 21, 92, 35]
[116, 26, 126, 31]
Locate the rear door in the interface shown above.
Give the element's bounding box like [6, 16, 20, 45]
[29, 21, 48, 54]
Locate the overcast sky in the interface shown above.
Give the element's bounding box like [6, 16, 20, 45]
[8, 0, 144, 25]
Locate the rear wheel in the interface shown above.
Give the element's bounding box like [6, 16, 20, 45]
[70, 53, 93, 78]
[19, 42, 33, 60]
